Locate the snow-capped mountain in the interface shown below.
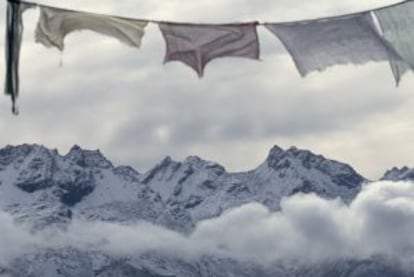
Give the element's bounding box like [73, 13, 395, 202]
[0, 144, 163, 231]
[141, 145, 364, 231]
[0, 144, 364, 232]
[0, 144, 410, 277]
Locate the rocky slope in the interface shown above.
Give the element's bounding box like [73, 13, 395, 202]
[140, 145, 364, 231]
[0, 144, 365, 232]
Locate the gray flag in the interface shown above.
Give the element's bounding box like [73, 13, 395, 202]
[375, 1, 414, 85]
[265, 13, 399, 78]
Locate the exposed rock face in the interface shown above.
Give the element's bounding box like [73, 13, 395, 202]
[140, 145, 364, 230]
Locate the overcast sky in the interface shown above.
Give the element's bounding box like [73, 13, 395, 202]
[0, 0, 412, 179]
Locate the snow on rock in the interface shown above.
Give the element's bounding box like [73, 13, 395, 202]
[0, 144, 365, 232]
[0, 144, 152, 230]
[140, 145, 365, 230]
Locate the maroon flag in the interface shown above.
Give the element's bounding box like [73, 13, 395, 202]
[158, 22, 260, 77]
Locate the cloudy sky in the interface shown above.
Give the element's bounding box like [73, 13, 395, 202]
[0, 0, 413, 179]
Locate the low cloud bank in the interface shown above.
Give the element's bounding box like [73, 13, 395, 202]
[1, 181, 414, 265]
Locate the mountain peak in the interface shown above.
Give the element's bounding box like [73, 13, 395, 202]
[184, 155, 203, 164]
[263, 145, 364, 192]
[65, 144, 84, 163]
[184, 155, 226, 173]
[65, 145, 112, 169]
[161, 156, 174, 165]
[267, 144, 284, 157]
[266, 145, 324, 170]
[0, 144, 52, 169]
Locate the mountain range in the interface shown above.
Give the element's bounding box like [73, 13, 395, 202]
[0, 144, 412, 277]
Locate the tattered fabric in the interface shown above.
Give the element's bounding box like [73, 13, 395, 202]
[35, 6, 148, 51]
[158, 22, 260, 77]
[265, 13, 396, 77]
[5, 0, 35, 115]
[375, 1, 414, 85]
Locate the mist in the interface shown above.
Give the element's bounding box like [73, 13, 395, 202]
[2, 181, 414, 266]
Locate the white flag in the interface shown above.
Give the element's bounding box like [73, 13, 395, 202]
[35, 6, 148, 51]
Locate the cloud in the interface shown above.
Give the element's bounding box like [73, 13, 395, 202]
[193, 180, 414, 264]
[2, 181, 414, 267]
[0, 212, 39, 265]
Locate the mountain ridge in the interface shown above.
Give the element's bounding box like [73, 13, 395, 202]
[0, 143, 412, 277]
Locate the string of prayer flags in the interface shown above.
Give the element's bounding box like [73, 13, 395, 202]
[374, 1, 414, 85]
[264, 13, 400, 77]
[5, 0, 35, 115]
[4, 0, 414, 115]
[158, 22, 260, 77]
[35, 6, 149, 52]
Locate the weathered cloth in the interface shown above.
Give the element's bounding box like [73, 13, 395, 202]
[5, 0, 35, 115]
[375, 1, 414, 85]
[158, 22, 260, 77]
[265, 13, 396, 77]
[35, 6, 148, 51]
